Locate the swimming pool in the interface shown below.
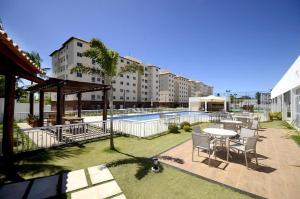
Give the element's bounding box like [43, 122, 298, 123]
[115, 111, 208, 121]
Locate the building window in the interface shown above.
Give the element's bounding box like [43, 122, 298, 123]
[113, 96, 116, 100]
[120, 96, 124, 100]
[127, 75, 129, 79]
[126, 82, 129, 86]
[91, 77, 95, 82]
[133, 90, 136, 93]
[97, 95, 101, 99]
[145, 86, 147, 89]
[113, 88, 116, 91]
[92, 59, 96, 65]
[77, 72, 82, 77]
[120, 59, 124, 63]
[112, 80, 116, 84]
[133, 83, 136, 86]
[97, 78, 100, 82]
[126, 90, 130, 93]
[133, 97, 136, 100]
[133, 77, 136, 80]
[77, 42, 83, 47]
[127, 61, 130, 64]
[120, 81, 123, 85]
[120, 74, 123, 77]
[102, 80, 104, 83]
[126, 97, 129, 100]
[77, 52, 82, 57]
[145, 98, 147, 101]
[145, 80, 147, 83]
[91, 95, 95, 100]
[145, 92, 148, 95]
[120, 89, 123, 92]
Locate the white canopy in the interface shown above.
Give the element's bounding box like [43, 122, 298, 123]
[189, 95, 226, 103]
[271, 55, 300, 98]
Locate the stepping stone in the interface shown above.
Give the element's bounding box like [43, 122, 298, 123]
[0, 181, 30, 199]
[71, 180, 122, 199]
[88, 165, 114, 185]
[27, 175, 59, 199]
[111, 194, 127, 199]
[62, 169, 88, 193]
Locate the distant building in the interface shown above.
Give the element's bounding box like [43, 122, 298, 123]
[260, 92, 271, 105]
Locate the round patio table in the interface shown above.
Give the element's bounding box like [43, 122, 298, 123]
[203, 128, 237, 162]
[220, 120, 242, 124]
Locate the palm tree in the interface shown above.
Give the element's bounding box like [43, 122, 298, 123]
[71, 38, 144, 150]
[25, 51, 50, 79]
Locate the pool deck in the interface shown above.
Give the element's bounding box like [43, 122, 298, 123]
[158, 128, 300, 199]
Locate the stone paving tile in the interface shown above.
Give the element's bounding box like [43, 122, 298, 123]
[111, 194, 127, 199]
[88, 164, 114, 185]
[27, 175, 59, 199]
[0, 181, 30, 199]
[71, 180, 122, 199]
[62, 169, 88, 193]
[159, 128, 300, 199]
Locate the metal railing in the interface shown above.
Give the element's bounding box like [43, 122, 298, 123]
[15, 121, 109, 153]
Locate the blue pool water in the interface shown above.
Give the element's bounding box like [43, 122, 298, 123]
[115, 111, 208, 121]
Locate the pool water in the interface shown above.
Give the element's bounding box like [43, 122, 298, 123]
[115, 111, 208, 121]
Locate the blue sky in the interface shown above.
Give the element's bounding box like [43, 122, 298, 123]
[1, 0, 300, 93]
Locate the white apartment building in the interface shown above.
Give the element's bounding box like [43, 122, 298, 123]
[174, 76, 189, 106]
[159, 71, 213, 107]
[271, 55, 300, 128]
[159, 72, 176, 106]
[50, 37, 160, 110]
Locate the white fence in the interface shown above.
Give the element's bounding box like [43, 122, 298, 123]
[16, 121, 108, 153]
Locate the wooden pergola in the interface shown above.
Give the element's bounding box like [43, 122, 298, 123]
[27, 78, 110, 125]
[0, 30, 43, 157]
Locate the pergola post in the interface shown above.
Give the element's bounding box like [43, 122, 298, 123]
[29, 92, 34, 115]
[224, 99, 227, 112]
[2, 74, 16, 158]
[77, 93, 82, 117]
[56, 85, 63, 125]
[205, 101, 208, 112]
[39, 90, 44, 127]
[62, 94, 65, 116]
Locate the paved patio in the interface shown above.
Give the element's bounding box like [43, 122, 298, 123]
[159, 128, 300, 199]
[0, 164, 126, 199]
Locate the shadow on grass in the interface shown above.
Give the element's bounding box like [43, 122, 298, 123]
[0, 142, 91, 184]
[106, 149, 164, 180]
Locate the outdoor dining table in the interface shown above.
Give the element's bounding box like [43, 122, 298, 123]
[203, 128, 237, 161]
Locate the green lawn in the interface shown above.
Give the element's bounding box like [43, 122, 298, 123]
[2, 122, 250, 199]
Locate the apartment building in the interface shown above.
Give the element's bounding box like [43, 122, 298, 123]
[159, 71, 213, 107]
[159, 71, 176, 106]
[50, 37, 160, 110]
[174, 76, 189, 107]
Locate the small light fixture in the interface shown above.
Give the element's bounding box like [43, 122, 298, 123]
[151, 157, 160, 173]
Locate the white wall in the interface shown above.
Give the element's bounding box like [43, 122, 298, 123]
[0, 98, 51, 121]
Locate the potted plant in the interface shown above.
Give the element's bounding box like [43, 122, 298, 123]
[26, 114, 39, 127]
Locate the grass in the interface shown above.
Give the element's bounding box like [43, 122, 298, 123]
[0, 122, 251, 199]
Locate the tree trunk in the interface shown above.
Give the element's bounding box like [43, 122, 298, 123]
[107, 77, 115, 150]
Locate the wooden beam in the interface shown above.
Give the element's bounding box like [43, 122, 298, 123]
[2, 74, 16, 158]
[39, 90, 44, 127]
[29, 92, 34, 115]
[56, 85, 63, 125]
[77, 93, 82, 117]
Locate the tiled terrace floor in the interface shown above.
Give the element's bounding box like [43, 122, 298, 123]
[159, 128, 300, 199]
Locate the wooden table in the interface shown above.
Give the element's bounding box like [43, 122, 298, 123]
[63, 117, 84, 124]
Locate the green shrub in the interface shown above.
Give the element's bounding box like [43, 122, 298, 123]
[183, 125, 192, 132]
[168, 123, 179, 133]
[269, 112, 282, 121]
[180, 121, 191, 129]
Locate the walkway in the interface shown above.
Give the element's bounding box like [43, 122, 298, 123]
[0, 164, 126, 199]
[158, 128, 300, 199]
